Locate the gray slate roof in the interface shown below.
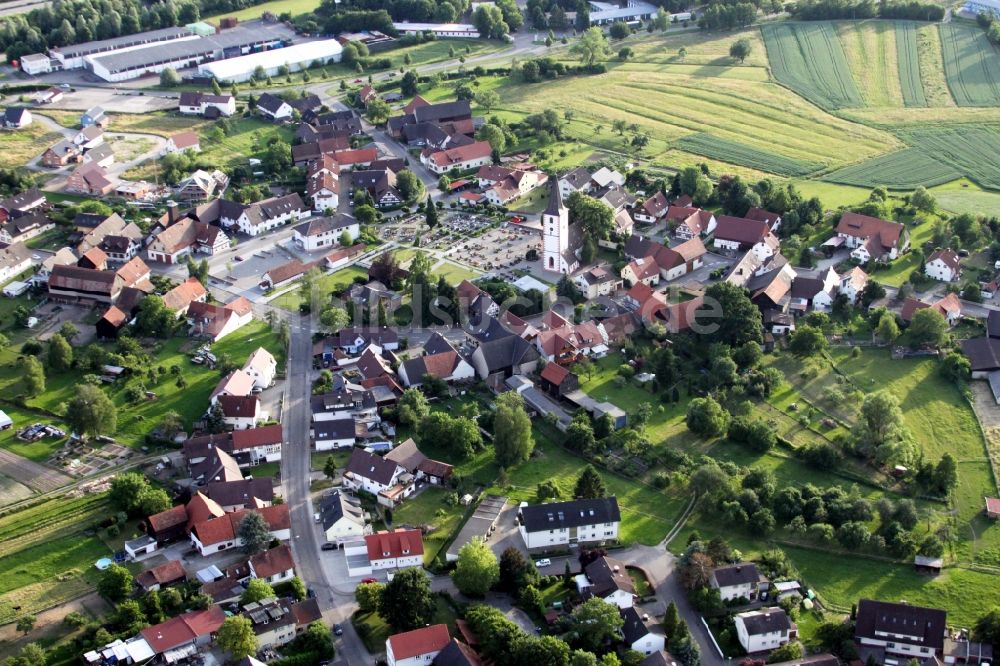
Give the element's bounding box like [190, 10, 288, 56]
[520, 497, 620, 533]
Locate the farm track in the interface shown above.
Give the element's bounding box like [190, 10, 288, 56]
[0, 449, 70, 493]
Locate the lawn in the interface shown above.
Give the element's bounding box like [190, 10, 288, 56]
[0, 404, 71, 463]
[930, 178, 1000, 215]
[198, 117, 296, 172]
[353, 595, 457, 653]
[871, 218, 936, 287]
[203, 0, 319, 21]
[433, 260, 480, 286]
[0, 123, 64, 168]
[270, 264, 369, 311]
[392, 487, 466, 565]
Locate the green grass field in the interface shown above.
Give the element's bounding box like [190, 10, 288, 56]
[0, 123, 63, 168]
[762, 22, 864, 110]
[898, 126, 1000, 189]
[270, 264, 369, 311]
[675, 132, 824, 176]
[203, 0, 319, 21]
[821, 147, 962, 189]
[838, 20, 904, 108]
[930, 178, 1000, 214]
[895, 22, 928, 107]
[392, 487, 466, 565]
[938, 23, 1000, 107]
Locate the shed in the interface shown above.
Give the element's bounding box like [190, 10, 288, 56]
[914, 555, 943, 573]
[0, 410, 11, 430]
[987, 497, 1000, 519]
[3, 280, 30, 297]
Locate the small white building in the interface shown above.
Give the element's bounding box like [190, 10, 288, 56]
[242, 347, 277, 390]
[575, 556, 635, 609]
[386, 624, 451, 666]
[392, 22, 480, 37]
[320, 491, 369, 544]
[248, 544, 295, 584]
[291, 215, 358, 252]
[0, 410, 12, 430]
[734, 608, 792, 654]
[710, 562, 762, 602]
[19, 53, 53, 75]
[621, 606, 666, 656]
[343, 528, 424, 577]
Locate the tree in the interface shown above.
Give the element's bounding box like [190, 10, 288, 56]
[323, 455, 338, 480]
[730, 37, 752, 62]
[566, 412, 596, 455]
[137, 486, 172, 516]
[574, 465, 607, 499]
[396, 169, 425, 203]
[475, 90, 500, 112]
[21, 355, 45, 396]
[477, 123, 508, 153]
[493, 391, 534, 466]
[401, 70, 419, 97]
[935, 453, 958, 494]
[15, 615, 35, 636]
[453, 537, 500, 596]
[566, 191, 615, 242]
[768, 642, 804, 663]
[974, 607, 1000, 647]
[425, 194, 439, 229]
[702, 282, 763, 346]
[571, 27, 611, 66]
[238, 511, 271, 555]
[98, 563, 133, 601]
[110, 472, 149, 515]
[134, 294, 175, 337]
[380, 568, 434, 631]
[115, 599, 148, 635]
[474, 4, 510, 39]
[728, 417, 776, 453]
[609, 20, 630, 39]
[356, 581, 384, 614]
[217, 616, 258, 660]
[910, 186, 936, 213]
[909, 308, 948, 348]
[686, 397, 729, 438]
[59, 321, 79, 343]
[399, 388, 431, 425]
[663, 602, 680, 640]
[876, 313, 900, 345]
[570, 598, 625, 651]
[159, 67, 181, 87]
[319, 306, 350, 332]
[66, 384, 117, 440]
[499, 546, 539, 593]
[788, 324, 827, 356]
[241, 578, 274, 605]
[365, 97, 391, 125]
[419, 412, 482, 460]
[854, 390, 908, 464]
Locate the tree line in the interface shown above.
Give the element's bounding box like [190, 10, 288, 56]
[791, 0, 944, 21]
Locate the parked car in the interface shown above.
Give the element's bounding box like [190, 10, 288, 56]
[321, 543, 337, 551]
[535, 558, 551, 568]
[333, 623, 343, 636]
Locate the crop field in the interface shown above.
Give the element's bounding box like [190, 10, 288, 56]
[899, 126, 1000, 189]
[674, 133, 823, 176]
[762, 23, 864, 110]
[895, 22, 928, 107]
[939, 23, 1000, 107]
[916, 24, 956, 107]
[822, 147, 962, 188]
[837, 21, 903, 107]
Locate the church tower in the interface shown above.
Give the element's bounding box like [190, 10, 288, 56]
[542, 179, 569, 273]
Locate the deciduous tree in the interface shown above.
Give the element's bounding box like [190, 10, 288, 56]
[452, 537, 499, 597]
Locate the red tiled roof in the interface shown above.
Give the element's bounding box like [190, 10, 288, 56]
[987, 497, 1000, 514]
[170, 131, 200, 150]
[100, 305, 127, 327]
[714, 215, 771, 245]
[218, 394, 260, 418]
[540, 361, 570, 386]
[231, 424, 283, 451]
[836, 212, 904, 252]
[334, 147, 377, 165]
[249, 544, 295, 579]
[193, 504, 290, 546]
[147, 504, 188, 532]
[427, 141, 491, 168]
[137, 559, 186, 588]
[928, 248, 961, 273]
[163, 277, 207, 312]
[140, 605, 225, 653]
[388, 624, 451, 661]
[365, 528, 424, 562]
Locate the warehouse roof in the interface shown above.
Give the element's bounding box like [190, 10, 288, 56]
[199, 39, 343, 80]
[55, 26, 191, 59]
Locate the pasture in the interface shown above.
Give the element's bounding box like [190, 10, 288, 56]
[930, 179, 1000, 215]
[674, 133, 823, 176]
[938, 23, 1000, 107]
[762, 22, 863, 110]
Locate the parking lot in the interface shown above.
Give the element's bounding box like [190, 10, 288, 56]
[39, 87, 177, 114]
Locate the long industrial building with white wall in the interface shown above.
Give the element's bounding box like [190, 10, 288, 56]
[197, 39, 343, 83]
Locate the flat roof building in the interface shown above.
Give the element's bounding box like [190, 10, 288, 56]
[392, 22, 481, 37]
[198, 39, 343, 83]
[52, 26, 193, 69]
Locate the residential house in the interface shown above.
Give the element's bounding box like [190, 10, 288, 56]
[32, 247, 76, 286]
[668, 207, 716, 240]
[576, 556, 635, 608]
[468, 321, 540, 382]
[77, 213, 142, 254]
[189, 504, 290, 556]
[714, 215, 779, 261]
[147, 217, 230, 263]
[220, 194, 309, 237]
[343, 528, 424, 576]
[73, 125, 104, 150]
[836, 212, 909, 263]
[162, 277, 208, 316]
[231, 424, 283, 465]
[1, 188, 46, 217]
[790, 267, 839, 313]
[352, 168, 403, 208]
[139, 606, 225, 660]
[518, 496, 621, 550]
[634, 191, 670, 224]
[290, 136, 350, 166]
[386, 624, 451, 666]
[421, 140, 492, 175]
[575, 266, 622, 299]
[248, 544, 295, 584]
[925, 248, 962, 282]
[745, 207, 783, 233]
[175, 169, 230, 201]
[384, 438, 454, 486]
[624, 236, 707, 284]
[80, 106, 108, 128]
[65, 162, 114, 196]
[854, 599, 948, 663]
[78, 247, 108, 270]
[188, 296, 253, 341]
[478, 166, 546, 206]
[3, 107, 31, 128]
[710, 562, 763, 602]
[735, 608, 793, 654]
[41, 140, 81, 167]
[433, 638, 483, 666]
[292, 214, 359, 252]
[0, 213, 54, 245]
[621, 606, 667, 656]
[840, 266, 869, 304]
[558, 166, 593, 198]
[257, 93, 294, 121]
[179, 92, 237, 117]
[306, 155, 340, 212]
[242, 347, 277, 390]
[320, 490, 369, 544]
[901, 293, 962, 326]
[259, 258, 318, 290]
[210, 370, 254, 404]
[591, 167, 625, 190]
[312, 418, 357, 451]
[342, 448, 410, 504]
[217, 395, 263, 430]
[164, 131, 201, 154]
[335, 325, 401, 354]
[100, 232, 141, 261]
[398, 350, 475, 387]
[82, 143, 115, 168]
[135, 560, 187, 592]
[539, 362, 580, 398]
[48, 265, 126, 304]
[205, 477, 273, 511]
